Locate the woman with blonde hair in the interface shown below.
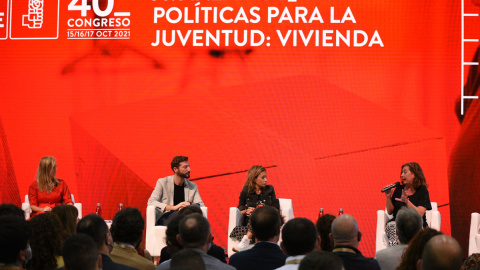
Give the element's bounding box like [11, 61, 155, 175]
[28, 156, 73, 218]
[230, 165, 280, 252]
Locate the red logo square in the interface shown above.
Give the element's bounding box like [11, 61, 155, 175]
[10, 0, 59, 39]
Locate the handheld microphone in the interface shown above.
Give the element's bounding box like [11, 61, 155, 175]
[381, 182, 400, 193]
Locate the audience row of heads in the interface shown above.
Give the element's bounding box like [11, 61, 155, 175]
[288, 207, 465, 270]
[0, 203, 146, 270]
[0, 203, 472, 270]
[0, 203, 79, 269]
[0, 203, 220, 270]
[240, 206, 465, 270]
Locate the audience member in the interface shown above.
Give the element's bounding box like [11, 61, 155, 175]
[276, 218, 319, 270]
[52, 205, 78, 242]
[0, 203, 25, 219]
[229, 206, 287, 270]
[162, 214, 185, 263]
[170, 249, 206, 270]
[396, 228, 442, 270]
[330, 214, 380, 270]
[160, 206, 226, 264]
[464, 253, 480, 270]
[110, 208, 155, 270]
[76, 214, 137, 270]
[419, 235, 463, 270]
[299, 251, 344, 270]
[27, 212, 64, 270]
[315, 214, 336, 252]
[0, 216, 32, 270]
[62, 234, 99, 270]
[375, 208, 422, 270]
[157, 213, 234, 270]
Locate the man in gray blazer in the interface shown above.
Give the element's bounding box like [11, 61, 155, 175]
[147, 156, 204, 225]
[375, 208, 423, 270]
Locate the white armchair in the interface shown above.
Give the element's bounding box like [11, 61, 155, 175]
[469, 212, 480, 256]
[227, 198, 294, 257]
[376, 202, 440, 252]
[145, 205, 208, 257]
[22, 194, 83, 220]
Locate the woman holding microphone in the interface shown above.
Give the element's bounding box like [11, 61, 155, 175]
[385, 162, 432, 246]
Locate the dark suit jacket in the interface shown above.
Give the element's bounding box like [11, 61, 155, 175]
[229, 241, 286, 270]
[333, 246, 380, 270]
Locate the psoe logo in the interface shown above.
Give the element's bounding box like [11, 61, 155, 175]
[22, 0, 43, 29]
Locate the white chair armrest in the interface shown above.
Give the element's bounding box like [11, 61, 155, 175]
[430, 202, 438, 211]
[200, 206, 208, 218]
[227, 207, 243, 257]
[429, 210, 441, 231]
[476, 235, 480, 252]
[146, 205, 156, 254]
[279, 199, 294, 221]
[376, 210, 388, 252]
[425, 202, 441, 232]
[469, 212, 480, 256]
[228, 207, 242, 235]
[22, 202, 31, 220]
[74, 203, 82, 219]
[22, 195, 31, 220]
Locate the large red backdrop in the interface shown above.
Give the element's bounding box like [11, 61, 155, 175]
[0, 0, 478, 257]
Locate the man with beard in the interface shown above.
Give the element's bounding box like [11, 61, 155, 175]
[148, 156, 204, 225]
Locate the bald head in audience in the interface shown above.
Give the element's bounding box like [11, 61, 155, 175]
[177, 213, 212, 251]
[330, 214, 361, 248]
[419, 235, 463, 270]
